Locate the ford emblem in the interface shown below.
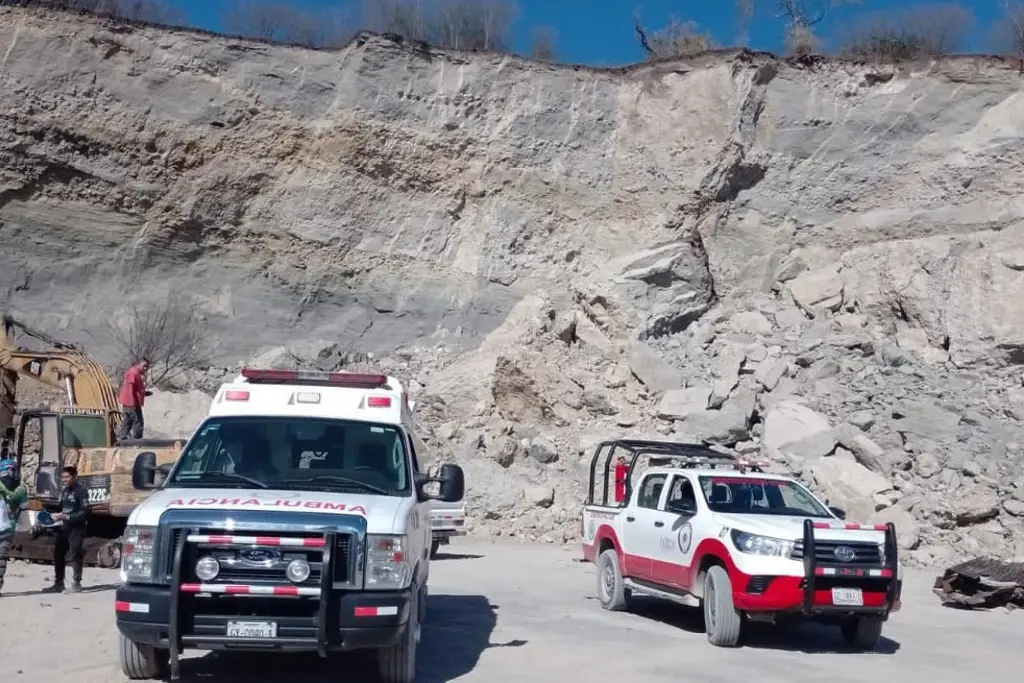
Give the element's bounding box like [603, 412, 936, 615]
[239, 548, 281, 564]
[833, 545, 856, 563]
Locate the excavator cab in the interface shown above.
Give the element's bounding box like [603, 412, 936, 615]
[14, 407, 112, 504]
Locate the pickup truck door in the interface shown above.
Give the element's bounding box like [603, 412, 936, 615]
[650, 473, 701, 590]
[620, 472, 668, 581]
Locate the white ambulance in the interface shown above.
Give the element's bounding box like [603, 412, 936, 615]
[113, 368, 465, 683]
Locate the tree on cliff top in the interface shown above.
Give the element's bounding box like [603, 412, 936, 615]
[837, 4, 973, 60]
[530, 25, 558, 62]
[221, 0, 354, 48]
[634, 13, 714, 59]
[991, 0, 1024, 59]
[738, 0, 860, 55]
[361, 0, 517, 51]
[5, 0, 184, 23]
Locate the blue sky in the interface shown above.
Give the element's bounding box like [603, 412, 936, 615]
[169, 1, 1005, 66]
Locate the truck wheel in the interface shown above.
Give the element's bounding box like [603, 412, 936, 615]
[703, 565, 742, 647]
[377, 593, 419, 683]
[596, 548, 630, 611]
[430, 539, 441, 559]
[840, 615, 884, 650]
[118, 632, 169, 680]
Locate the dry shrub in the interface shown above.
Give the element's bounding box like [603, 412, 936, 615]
[838, 3, 973, 61]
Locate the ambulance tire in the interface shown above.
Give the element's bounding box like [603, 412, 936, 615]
[118, 632, 169, 680]
[703, 565, 742, 647]
[377, 590, 419, 683]
[597, 548, 630, 612]
[430, 539, 441, 559]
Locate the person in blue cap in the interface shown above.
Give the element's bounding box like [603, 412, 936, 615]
[0, 458, 28, 596]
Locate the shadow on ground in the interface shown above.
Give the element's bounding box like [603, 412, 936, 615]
[626, 596, 901, 655]
[431, 552, 484, 561]
[2, 581, 117, 598]
[175, 593, 524, 683]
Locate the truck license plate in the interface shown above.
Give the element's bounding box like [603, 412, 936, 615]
[831, 588, 864, 606]
[226, 620, 277, 638]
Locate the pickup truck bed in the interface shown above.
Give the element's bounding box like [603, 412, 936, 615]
[428, 500, 466, 559]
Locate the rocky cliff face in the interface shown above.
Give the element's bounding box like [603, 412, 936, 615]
[3, 7, 1024, 565]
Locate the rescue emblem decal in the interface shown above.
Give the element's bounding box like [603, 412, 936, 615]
[677, 521, 693, 553]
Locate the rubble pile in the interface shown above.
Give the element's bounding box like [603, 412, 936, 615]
[934, 557, 1024, 609]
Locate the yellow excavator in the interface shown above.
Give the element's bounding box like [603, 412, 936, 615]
[1, 315, 184, 567]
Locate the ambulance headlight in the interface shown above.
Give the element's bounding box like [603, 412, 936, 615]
[121, 525, 158, 583]
[365, 535, 410, 590]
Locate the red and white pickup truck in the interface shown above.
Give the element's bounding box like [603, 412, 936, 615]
[580, 439, 902, 649]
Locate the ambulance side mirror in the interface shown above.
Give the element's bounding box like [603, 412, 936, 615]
[437, 464, 465, 503]
[131, 451, 160, 490]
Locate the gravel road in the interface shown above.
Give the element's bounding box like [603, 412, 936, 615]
[1, 539, 1021, 682]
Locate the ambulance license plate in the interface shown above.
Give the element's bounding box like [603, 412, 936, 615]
[226, 620, 277, 638]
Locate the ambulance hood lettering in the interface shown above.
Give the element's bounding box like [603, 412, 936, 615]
[129, 488, 408, 533]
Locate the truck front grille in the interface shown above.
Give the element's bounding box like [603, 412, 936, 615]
[791, 540, 882, 565]
[163, 527, 357, 588]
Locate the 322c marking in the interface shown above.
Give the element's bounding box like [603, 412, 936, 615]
[87, 487, 110, 504]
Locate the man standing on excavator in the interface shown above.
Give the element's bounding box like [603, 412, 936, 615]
[0, 458, 28, 596]
[116, 357, 150, 443]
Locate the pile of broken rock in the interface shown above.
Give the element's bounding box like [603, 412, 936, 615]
[157, 289, 1024, 569]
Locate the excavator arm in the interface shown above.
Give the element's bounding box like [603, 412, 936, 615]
[0, 315, 122, 430]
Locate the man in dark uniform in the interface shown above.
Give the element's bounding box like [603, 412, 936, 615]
[43, 466, 89, 594]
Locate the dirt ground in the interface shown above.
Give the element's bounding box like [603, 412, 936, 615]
[1, 539, 1022, 682]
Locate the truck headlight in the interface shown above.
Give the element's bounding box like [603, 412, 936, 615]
[121, 525, 158, 583]
[731, 529, 795, 558]
[365, 534, 410, 590]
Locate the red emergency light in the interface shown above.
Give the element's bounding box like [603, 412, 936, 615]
[366, 396, 392, 407]
[240, 368, 389, 388]
[224, 390, 250, 401]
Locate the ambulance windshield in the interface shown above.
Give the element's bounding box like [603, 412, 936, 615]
[167, 416, 411, 495]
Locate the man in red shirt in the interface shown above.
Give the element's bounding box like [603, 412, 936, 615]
[116, 358, 150, 443]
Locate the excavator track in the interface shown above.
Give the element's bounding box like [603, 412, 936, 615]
[9, 531, 124, 568]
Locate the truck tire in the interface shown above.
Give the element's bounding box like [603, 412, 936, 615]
[840, 615, 884, 650]
[596, 548, 630, 611]
[430, 539, 441, 559]
[377, 593, 419, 683]
[118, 632, 168, 680]
[703, 565, 742, 647]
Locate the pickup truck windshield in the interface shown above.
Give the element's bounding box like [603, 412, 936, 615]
[698, 476, 831, 518]
[167, 416, 411, 496]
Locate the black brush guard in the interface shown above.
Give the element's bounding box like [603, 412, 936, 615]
[166, 528, 337, 680]
[800, 519, 900, 617]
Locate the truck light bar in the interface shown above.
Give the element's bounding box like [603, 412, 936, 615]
[241, 368, 389, 388]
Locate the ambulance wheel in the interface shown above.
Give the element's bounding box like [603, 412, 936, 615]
[703, 565, 742, 647]
[118, 632, 169, 679]
[377, 589, 419, 683]
[430, 539, 441, 559]
[597, 548, 630, 611]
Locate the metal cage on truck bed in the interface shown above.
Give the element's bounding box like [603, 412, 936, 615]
[585, 439, 758, 508]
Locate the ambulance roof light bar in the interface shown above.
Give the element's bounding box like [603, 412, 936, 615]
[240, 368, 390, 389]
